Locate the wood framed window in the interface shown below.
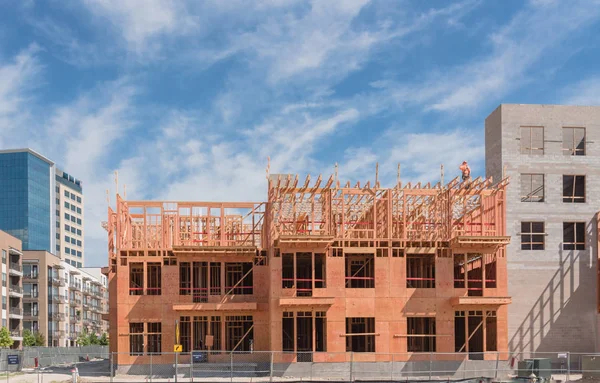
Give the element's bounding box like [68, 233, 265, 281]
[563, 222, 585, 250]
[520, 126, 544, 155]
[520, 174, 544, 202]
[562, 127, 585, 156]
[521, 222, 545, 250]
[563, 175, 585, 203]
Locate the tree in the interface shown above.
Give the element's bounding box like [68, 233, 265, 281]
[99, 333, 109, 346]
[23, 329, 36, 347]
[89, 333, 99, 345]
[0, 327, 14, 348]
[76, 331, 90, 346]
[34, 332, 45, 346]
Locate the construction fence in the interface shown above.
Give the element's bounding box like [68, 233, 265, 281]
[4, 350, 600, 382]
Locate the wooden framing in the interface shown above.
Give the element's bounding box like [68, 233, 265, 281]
[107, 168, 511, 364]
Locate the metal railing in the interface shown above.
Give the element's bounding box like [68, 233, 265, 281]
[23, 273, 38, 280]
[9, 307, 22, 315]
[9, 284, 22, 294]
[9, 261, 21, 272]
[23, 310, 38, 317]
[5, 349, 600, 382]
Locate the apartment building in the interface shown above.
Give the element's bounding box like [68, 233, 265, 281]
[0, 149, 85, 267]
[22, 251, 108, 347]
[485, 104, 600, 353]
[55, 169, 85, 268]
[106, 170, 511, 368]
[0, 230, 23, 349]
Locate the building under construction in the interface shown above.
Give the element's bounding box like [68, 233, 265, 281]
[104, 169, 511, 367]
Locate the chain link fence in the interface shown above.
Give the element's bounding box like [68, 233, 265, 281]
[2, 349, 600, 382]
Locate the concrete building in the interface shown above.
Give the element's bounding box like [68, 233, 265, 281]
[22, 252, 108, 347]
[105, 170, 511, 368]
[0, 230, 23, 349]
[485, 104, 600, 353]
[0, 149, 85, 267]
[55, 169, 85, 268]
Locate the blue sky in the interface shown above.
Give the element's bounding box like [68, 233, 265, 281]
[1, 0, 600, 266]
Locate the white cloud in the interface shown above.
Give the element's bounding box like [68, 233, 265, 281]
[562, 76, 600, 106]
[375, 1, 600, 112]
[83, 0, 197, 56]
[0, 44, 41, 145]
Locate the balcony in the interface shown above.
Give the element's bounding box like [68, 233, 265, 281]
[23, 310, 38, 319]
[69, 315, 79, 323]
[56, 296, 68, 304]
[69, 283, 82, 291]
[23, 292, 39, 300]
[10, 330, 22, 340]
[23, 273, 38, 281]
[53, 330, 65, 338]
[82, 288, 92, 296]
[8, 307, 23, 319]
[8, 262, 23, 276]
[50, 312, 66, 321]
[9, 284, 23, 297]
[51, 277, 65, 287]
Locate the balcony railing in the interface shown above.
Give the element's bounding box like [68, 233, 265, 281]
[23, 273, 38, 280]
[9, 307, 22, 315]
[24, 311, 38, 317]
[9, 285, 22, 294]
[69, 315, 79, 323]
[9, 262, 21, 272]
[49, 312, 65, 321]
[10, 331, 21, 338]
[23, 292, 39, 299]
[53, 330, 65, 338]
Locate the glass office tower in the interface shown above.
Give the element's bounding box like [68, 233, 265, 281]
[0, 150, 55, 252]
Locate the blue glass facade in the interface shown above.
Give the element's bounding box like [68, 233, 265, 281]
[0, 151, 52, 251]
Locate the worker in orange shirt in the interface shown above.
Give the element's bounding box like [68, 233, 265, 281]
[460, 161, 471, 182]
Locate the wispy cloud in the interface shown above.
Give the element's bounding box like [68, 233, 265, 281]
[0, 44, 41, 146]
[562, 76, 600, 106]
[375, 0, 600, 112]
[82, 0, 198, 57]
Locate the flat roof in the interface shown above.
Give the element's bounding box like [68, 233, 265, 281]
[0, 148, 54, 165]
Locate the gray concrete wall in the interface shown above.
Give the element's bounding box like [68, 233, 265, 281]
[485, 104, 600, 353]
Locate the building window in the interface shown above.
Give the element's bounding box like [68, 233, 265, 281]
[71, 227, 76, 234]
[56, 186, 60, 193]
[129, 323, 144, 356]
[56, 245, 60, 252]
[77, 207, 81, 214]
[520, 126, 544, 155]
[147, 263, 161, 295]
[563, 175, 585, 203]
[77, 196, 81, 203]
[77, 251, 82, 258]
[406, 254, 435, 288]
[70, 192, 75, 200]
[346, 317, 375, 352]
[147, 323, 162, 354]
[345, 254, 374, 288]
[56, 210, 60, 217]
[563, 222, 585, 250]
[64, 202, 69, 209]
[225, 316, 254, 352]
[521, 222, 544, 250]
[64, 190, 69, 197]
[65, 213, 70, 220]
[1, 250, 5, 264]
[56, 221, 60, 228]
[65, 248, 70, 255]
[77, 262, 82, 268]
[65, 224, 70, 230]
[563, 127, 585, 156]
[77, 218, 81, 225]
[56, 198, 60, 205]
[77, 229, 81, 236]
[407, 317, 436, 352]
[70, 205, 75, 212]
[520, 174, 544, 202]
[77, 240, 82, 247]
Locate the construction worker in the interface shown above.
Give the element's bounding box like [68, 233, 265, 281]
[460, 161, 471, 182]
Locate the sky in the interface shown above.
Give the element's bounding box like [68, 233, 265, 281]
[1, 0, 600, 267]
